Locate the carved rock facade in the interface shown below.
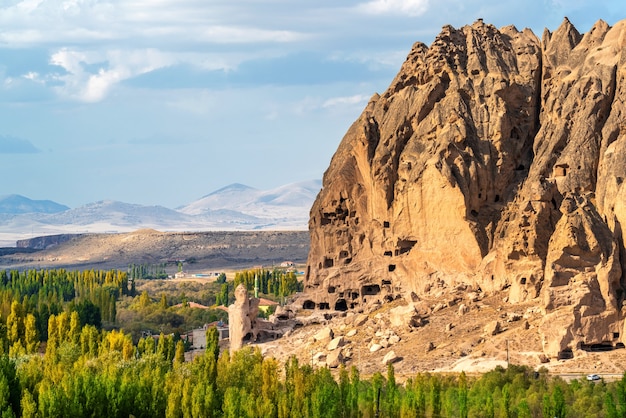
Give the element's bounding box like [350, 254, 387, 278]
[304, 18, 626, 357]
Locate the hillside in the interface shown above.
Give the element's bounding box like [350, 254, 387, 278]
[302, 17, 626, 363]
[0, 230, 309, 271]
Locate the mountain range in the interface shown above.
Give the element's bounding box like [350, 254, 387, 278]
[0, 180, 321, 247]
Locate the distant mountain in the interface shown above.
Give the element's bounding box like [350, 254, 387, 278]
[0, 180, 321, 247]
[0, 194, 69, 214]
[179, 180, 322, 218]
[41, 200, 191, 226]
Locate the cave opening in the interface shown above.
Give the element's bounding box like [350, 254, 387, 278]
[362, 285, 381, 296]
[334, 299, 348, 311]
[558, 348, 573, 359]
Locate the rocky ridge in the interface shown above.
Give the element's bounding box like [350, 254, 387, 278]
[1, 230, 309, 271]
[302, 18, 626, 359]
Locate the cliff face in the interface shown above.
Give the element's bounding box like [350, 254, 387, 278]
[304, 18, 626, 357]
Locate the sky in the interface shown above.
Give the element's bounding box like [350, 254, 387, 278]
[1, 0, 624, 209]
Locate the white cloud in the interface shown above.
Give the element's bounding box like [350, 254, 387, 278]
[357, 0, 429, 16]
[48, 48, 178, 102]
[0, 0, 310, 46]
[322, 94, 369, 108]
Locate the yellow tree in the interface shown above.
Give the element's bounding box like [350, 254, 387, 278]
[69, 311, 80, 345]
[24, 314, 39, 354]
[6, 301, 23, 347]
[174, 340, 185, 365]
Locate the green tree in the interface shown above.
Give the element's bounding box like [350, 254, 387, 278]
[20, 390, 37, 418]
[458, 371, 469, 418]
[0, 356, 20, 417]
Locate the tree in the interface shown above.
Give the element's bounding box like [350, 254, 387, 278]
[385, 363, 399, 418]
[139, 291, 151, 308]
[72, 299, 102, 329]
[430, 375, 442, 418]
[0, 356, 20, 417]
[552, 385, 566, 418]
[174, 340, 185, 365]
[6, 301, 23, 347]
[458, 371, 469, 418]
[206, 326, 220, 362]
[23, 314, 38, 355]
[160, 293, 168, 310]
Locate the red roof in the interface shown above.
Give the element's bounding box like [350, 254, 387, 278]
[258, 297, 279, 306]
[173, 301, 211, 309]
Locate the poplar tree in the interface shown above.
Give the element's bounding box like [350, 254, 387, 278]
[23, 314, 38, 355]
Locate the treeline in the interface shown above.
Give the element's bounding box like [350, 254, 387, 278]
[128, 263, 169, 280]
[2, 268, 625, 417]
[1, 329, 626, 418]
[233, 268, 302, 299]
[0, 269, 129, 347]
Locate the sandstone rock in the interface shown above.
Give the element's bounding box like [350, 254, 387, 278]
[301, 17, 626, 357]
[370, 343, 383, 352]
[313, 352, 326, 363]
[467, 293, 480, 302]
[389, 304, 422, 328]
[445, 323, 454, 332]
[314, 327, 334, 343]
[326, 350, 344, 368]
[539, 195, 622, 357]
[382, 350, 400, 365]
[432, 303, 445, 313]
[228, 284, 260, 352]
[426, 342, 435, 352]
[353, 314, 368, 327]
[484, 321, 502, 336]
[388, 334, 401, 345]
[508, 313, 523, 322]
[328, 336, 345, 351]
[458, 304, 470, 315]
[346, 329, 358, 337]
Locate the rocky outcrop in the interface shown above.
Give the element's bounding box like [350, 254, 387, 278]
[303, 17, 626, 357]
[228, 284, 260, 352]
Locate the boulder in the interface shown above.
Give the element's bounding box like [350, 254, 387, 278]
[326, 349, 344, 368]
[327, 336, 345, 351]
[458, 304, 470, 315]
[370, 343, 383, 352]
[382, 350, 400, 365]
[484, 321, 502, 336]
[389, 304, 421, 328]
[313, 327, 334, 343]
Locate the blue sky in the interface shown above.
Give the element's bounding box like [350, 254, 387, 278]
[1, 0, 624, 208]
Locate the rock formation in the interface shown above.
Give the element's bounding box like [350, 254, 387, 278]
[303, 17, 626, 358]
[228, 284, 260, 352]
